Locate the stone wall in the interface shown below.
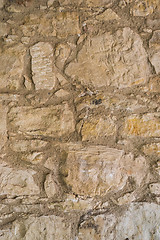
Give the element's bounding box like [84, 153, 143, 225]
[0, 0, 160, 239]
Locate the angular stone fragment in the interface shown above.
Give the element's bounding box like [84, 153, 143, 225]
[8, 104, 75, 137]
[116, 203, 160, 239]
[63, 144, 148, 197]
[149, 30, 160, 50]
[0, 0, 4, 9]
[149, 183, 160, 195]
[44, 173, 58, 198]
[0, 215, 72, 240]
[0, 102, 7, 150]
[96, 9, 120, 21]
[66, 27, 150, 89]
[148, 75, 160, 93]
[0, 44, 26, 89]
[30, 42, 55, 90]
[0, 162, 40, 196]
[52, 12, 80, 38]
[86, 0, 116, 7]
[81, 117, 117, 141]
[124, 114, 160, 137]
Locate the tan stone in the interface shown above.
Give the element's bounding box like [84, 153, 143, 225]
[131, 0, 159, 16]
[81, 117, 117, 141]
[44, 173, 58, 198]
[66, 27, 150, 88]
[8, 104, 75, 137]
[0, 44, 26, 90]
[0, 0, 4, 8]
[10, 139, 47, 152]
[117, 192, 136, 205]
[0, 162, 40, 196]
[1, 215, 72, 240]
[124, 114, 160, 137]
[149, 30, 160, 50]
[148, 75, 160, 93]
[86, 0, 116, 7]
[96, 9, 120, 21]
[52, 12, 80, 38]
[30, 42, 55, 90]
[0, 102, 7, 150]
[0, 22, 10, 37]
[63, 144, 148, 197]
[55, 43, 71, 70]
[143, 143, 160, 156]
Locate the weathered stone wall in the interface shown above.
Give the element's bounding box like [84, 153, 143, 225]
[0, 0, 160, 239]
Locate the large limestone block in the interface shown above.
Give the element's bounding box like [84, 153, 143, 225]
[63, 144, 148, 197]
[124, 113, 160, 137]
[0, 102, 7, 150]
[0, 215, 72, 240]
[0, 162, 40, 196]
[30, 42, 55, 90]
[116, 203, 160, 239]
[0, 44, 26, 90]
[8, 104, 75, 137]
[66, 27, 150, 89]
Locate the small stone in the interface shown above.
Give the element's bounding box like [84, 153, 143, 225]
[0, 102, 7, 151]
[44, 174, 58, 198]
[0, 0, 4, 9]
[124, 114, 160, 137]
[148, 75, 160, 93]
[86, 0, 116, 7]
[149, 30, 160, 49]
[143, 143, 160, 156]
[131, 0, 159, 16]
[30, 42, 56, 90]
[96, 9, 120, 21]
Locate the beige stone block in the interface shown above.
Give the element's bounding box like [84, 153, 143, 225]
[52, 12, 80, 38]
[143, 143, 160, 156]
[124, 114, 160, 137]
[66, 27, 150, 89]
[1, 215, 72, 240]
[116, 203, 160, 239]
[30, 42, 55, 90]
[81, 117, 117, 141]
[149, 30, 160, 50]
[44, 174, 58, 198]
[0, 44, 26, 90]
[0, 102, 7, 150]
[8, 104, 75, 137]
[0, 162, 40, 196]
[63, 144, 148, 197]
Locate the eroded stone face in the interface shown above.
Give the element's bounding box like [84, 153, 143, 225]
[116, 203, 160, 239]
[0, 44, 26, 90]
[30, 42, 55, 90]
[66, 27, 150, 89]
[0, 162, 40, 196]
[8, 104, 75, 137]
[63, 144, 148, 197]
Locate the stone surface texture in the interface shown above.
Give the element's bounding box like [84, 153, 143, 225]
[0, 0, 159, 239]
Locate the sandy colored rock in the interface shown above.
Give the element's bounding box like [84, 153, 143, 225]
[149, 183, 160, 195]
[96, 9, 120, 21]
[81, 116, 117, 141]
[0, 22, 10, 37]
[86, 0, 116, 7]
[124, 114, 160, 137]
[0, 102, 7, 150]
[0, 215, 72, 240]
[131, 0, 159, 16]
[143, 143, 160, 156]
[30, 42, 55, 90]
[116, 203, 160, 239]
[52, 12, 80, 38]
[66, 27, 150, 89]
[148, 75, 160, 92]
[63, 144, 148, 197]
[0, 162, 40, 196]
[149, 30, 160, 50]
[8, 104, 75, 137]
[0, 44, 26, 89]
[0, 0, 4, 8]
